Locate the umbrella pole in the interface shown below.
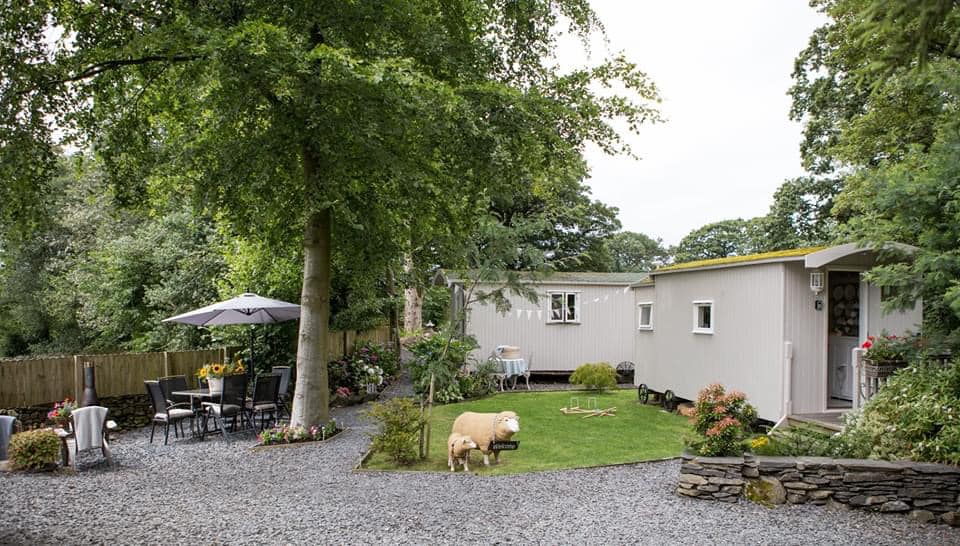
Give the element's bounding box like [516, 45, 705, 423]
[249, 326, 255, 380]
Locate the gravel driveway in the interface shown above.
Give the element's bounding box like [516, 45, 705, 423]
[2, 377, 958, 545]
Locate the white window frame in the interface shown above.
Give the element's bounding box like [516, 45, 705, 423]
[692, 300, 714, 335]
[637, 302, 654, 331]
[547, 291, 581, 324]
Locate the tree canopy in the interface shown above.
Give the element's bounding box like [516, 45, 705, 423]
[1, 1, 661, 426]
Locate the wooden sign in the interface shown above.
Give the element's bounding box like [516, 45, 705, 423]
[490, 441, 519, 451]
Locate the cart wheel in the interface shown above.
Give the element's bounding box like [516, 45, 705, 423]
[662, 389, 676, 411]
[638, 383, 649, 404]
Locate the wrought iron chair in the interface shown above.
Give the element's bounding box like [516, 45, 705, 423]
[145, 380, 195, 445]
[201, 374, 249, 439]
[271, 366, 292, 419]
[246, 373, 281, 430]
[489, 353, 508, 392]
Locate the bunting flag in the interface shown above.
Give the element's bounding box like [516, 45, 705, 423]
[526, 310, 532, 319]
[537, 310, 543, 320]
[593, 297, 600, 303]
[603, 295, 609, 301]
[622, 286, 630, 294]
[516, 309, 522, 319]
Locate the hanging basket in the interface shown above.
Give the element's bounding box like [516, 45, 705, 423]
[863, 359, 908, 379]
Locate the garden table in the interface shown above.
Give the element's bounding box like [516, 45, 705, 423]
[500, 358, 528, 390]
[170, 389, 216, 438]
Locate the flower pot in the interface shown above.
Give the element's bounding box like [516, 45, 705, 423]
[208, 377, 223, 396]
[863, 359, 907, 379]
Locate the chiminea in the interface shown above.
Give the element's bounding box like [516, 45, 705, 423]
[81, 362, 99, 407]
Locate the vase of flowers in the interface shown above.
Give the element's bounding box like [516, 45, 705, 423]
[47, 398, 75, 430]
[197, 360, 246, 395]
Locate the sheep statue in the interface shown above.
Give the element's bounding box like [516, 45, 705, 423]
[447, 433, 478, 472]
[450, 410, 520, 466]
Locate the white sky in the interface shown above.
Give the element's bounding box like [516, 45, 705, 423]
[556, 1, 827, 246]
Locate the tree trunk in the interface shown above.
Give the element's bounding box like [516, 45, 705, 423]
[403, 253, 423, 332]
[291, 202, 331, 427]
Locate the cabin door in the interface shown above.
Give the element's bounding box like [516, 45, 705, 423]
[827, 271, 861, 405]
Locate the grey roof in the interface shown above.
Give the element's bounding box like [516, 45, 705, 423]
[438, 270, 648, 286]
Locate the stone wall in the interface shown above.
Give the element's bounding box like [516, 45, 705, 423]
[1, 394, 152, 431]
[679, 453, 960, 527]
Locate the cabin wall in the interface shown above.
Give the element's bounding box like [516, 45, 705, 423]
[784, 261, 829, 415]
[465, 282, 636, 372]
[638, 263, 786, 422]
[867, 285, 922, 336]
[633, 285, 657, 386]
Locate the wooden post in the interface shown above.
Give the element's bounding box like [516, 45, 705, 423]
[163, 351, 170, 377]
[425, 373, 435, 458]
[73, 355, 82, 403]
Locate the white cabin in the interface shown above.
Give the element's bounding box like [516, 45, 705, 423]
[632, 244, 921, 423]
[446, 272, 646, 372]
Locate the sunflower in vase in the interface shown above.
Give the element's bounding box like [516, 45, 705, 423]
[197, 360, 245, 394]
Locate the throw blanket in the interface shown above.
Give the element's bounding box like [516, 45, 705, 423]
[0, 415, 15, 460]
[72, 407, 108, 452]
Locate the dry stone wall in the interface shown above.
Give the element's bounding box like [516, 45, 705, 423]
[679, 453, 960, 527]
[1, 394, 152, 430]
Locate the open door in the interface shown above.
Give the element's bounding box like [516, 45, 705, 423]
[827, 271, 860, 407]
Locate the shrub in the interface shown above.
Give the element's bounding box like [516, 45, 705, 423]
[838, 360, 960, 464]
[688, 383, 757, 457]
[750, 425, 845, 457]
[365, 397, 425, 464]
[569, 362, 618, 391]
[8, 429, 61, 471]
[408, 331, 478, 401]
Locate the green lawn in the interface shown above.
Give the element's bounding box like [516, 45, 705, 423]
[362, 388, 690, 475]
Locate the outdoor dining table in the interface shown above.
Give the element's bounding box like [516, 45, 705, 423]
[500, 357, 528, 389]
[170, 389, 216, 438]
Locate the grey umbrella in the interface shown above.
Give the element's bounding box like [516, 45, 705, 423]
[163, 292, 301, 374]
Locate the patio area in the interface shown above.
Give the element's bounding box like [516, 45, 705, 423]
[2, 397, 957, 545]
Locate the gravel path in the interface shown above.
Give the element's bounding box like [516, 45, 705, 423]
[2, 374, 958, 545]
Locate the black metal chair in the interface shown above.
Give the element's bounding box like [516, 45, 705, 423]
[145, 380, 195, 445]
[201, 374, 249, 439]
[158, 375, 191, 406]
[271, 366, 292, 419]
[246, 373, 281, 430]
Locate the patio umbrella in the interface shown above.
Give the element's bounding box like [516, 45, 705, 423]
[162, 292, 301, 374]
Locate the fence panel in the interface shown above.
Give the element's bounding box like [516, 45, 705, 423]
[0, 356, 74, 408]
[0, 326, 393, 408]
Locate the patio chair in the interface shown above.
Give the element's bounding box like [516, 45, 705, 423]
[158, 375, 191, 406]
[0, 415, 17, 461]
[513, 352, 532, 391]
[246, 373, 281, 430]
[145, 380, 195, 445]
[67, 406, 113, 470]
[201, 374, 249, 439]
[489, 353, 508, 392]
[271, 366, 292, 418]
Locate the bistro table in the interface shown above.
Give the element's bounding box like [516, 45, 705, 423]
[170, 389, 216, 439]
[500, 358, 528, 390]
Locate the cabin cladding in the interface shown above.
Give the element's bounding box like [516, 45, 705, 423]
[464, 278, 640, 372]
[634, 263, 786, 421]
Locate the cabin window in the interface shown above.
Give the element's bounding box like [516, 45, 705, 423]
[692, 300, 713, 334]
[547, 291, 580, 324]
[638, 302, 653, 330]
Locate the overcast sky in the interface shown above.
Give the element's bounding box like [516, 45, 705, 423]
[556, 1, 827, 246]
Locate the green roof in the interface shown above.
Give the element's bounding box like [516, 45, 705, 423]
[440, 270, 648, 286]
[654, 246, 828, 274]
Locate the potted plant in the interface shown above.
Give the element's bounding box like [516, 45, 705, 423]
[46, 398, 75, 430]
[861, 334, 915, 379]
[196, 360, 245, 395]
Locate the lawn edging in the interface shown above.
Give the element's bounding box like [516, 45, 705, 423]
[250, 427, 349, 453]
[678, 452, 960, 527]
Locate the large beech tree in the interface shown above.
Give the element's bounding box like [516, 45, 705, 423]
[1, 1, 659, 427]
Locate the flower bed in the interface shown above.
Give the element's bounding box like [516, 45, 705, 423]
[677, 453, 960, 526]
[255, 421, 343, 448]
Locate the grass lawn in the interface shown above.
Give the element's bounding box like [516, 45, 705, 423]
[362, 388, 690, 475]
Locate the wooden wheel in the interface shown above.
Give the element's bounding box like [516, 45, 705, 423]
[662, 389, 676, 411]
[638, 383, 649, 404]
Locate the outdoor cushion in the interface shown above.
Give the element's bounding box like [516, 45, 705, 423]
[203, 403, 241, 416]
[155, 409, 194, 421]
[246, 403, 277, 412]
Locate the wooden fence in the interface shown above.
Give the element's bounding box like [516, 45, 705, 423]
[0, 326, 391, 408]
